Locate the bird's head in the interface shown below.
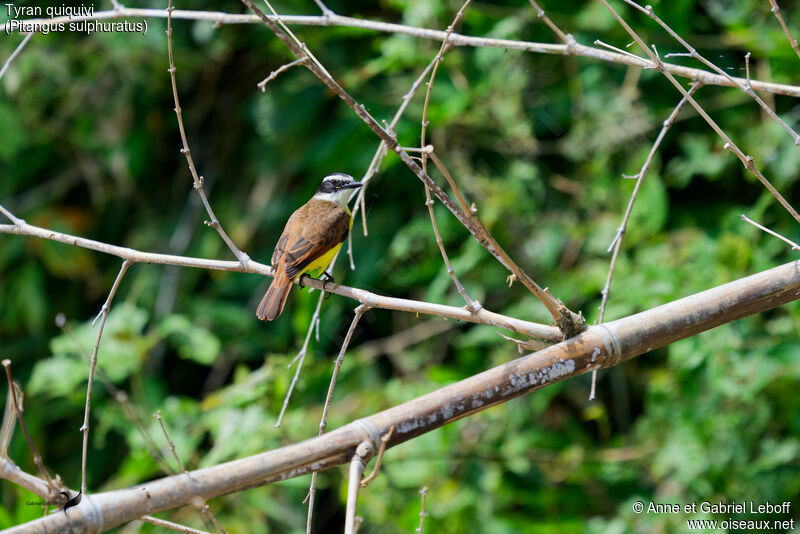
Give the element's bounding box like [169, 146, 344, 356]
[314, 173, 363, 206]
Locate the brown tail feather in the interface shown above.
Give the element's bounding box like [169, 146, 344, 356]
[257, 274, 293, 321]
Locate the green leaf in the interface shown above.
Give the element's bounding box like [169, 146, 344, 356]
[49, 303, 151, 383]
[159, 314, 221, 366]
[28, 354, 87, 397]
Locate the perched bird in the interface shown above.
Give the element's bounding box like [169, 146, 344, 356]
[257, 173, 363, 321]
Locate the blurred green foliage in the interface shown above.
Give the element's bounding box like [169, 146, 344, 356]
[2, 0, 800, 531]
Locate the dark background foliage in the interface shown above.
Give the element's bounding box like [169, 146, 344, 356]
[2, 0, 800, 531]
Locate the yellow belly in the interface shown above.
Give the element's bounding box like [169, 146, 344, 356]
[297, 209, 352, 279]
[300, 242, 343, 278]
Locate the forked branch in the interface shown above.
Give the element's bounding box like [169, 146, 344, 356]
[598, 0, 800, 225]
[0, 213, 559, 339]
[166, 0, 250, 266]
[240, 0, 585, 337]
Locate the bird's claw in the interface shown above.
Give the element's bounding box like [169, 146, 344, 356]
[321, 272, 335, 300]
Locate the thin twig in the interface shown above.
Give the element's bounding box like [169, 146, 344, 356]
[419, 0, 479, 313]
[257, 57, 308, 91]
[166, 0, 250, 266]
[599, 0, 800, 225]
[344, 441, 371, 534]
[622, 0, 800, 145]
[426, 150, 584, 336]
[1, 386, 15, 456]
[311, 0, 334, 17]
[56, 314, 173, 475]
[350, 55, 438, 242]
[745, 52, 752, 89]
[768, 0, 800, 61]
[423, 184, 480, 310]
[360, 426, 394, 487]
[0, 215, 559, 339]
[740, 214, 800, 250]
[139, 515, 212, 534]
[2, 360, 55, 491]
[306, 304, 367, 534]
[274, 292, 325, 428]
[416, 487, 428, 534]
[0, 204, 23, 225]
[0, 32, 33, 81]
[591, 82, 701, 400]
[527, 0, 569, 43]
[154, 410, 186, 473]
[155, 411, 227, 533]
[593, 39, 650, 66]
[80, 260, 131, 494]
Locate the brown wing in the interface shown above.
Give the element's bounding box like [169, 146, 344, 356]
[272, 199, 351, 280]
[271, 233, 289, 268]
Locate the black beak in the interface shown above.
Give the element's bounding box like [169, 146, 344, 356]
[342, 181, 363, 189]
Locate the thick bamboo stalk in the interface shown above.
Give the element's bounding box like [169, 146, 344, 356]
[7, 259, 800, 533]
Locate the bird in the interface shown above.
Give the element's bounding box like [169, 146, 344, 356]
[257, 173, 363, 321]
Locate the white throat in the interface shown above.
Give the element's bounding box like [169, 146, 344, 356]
[313, 188, 355, 208]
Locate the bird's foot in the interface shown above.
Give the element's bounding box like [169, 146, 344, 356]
[321, 272, 335, 300]
[297, 274, 311, 289]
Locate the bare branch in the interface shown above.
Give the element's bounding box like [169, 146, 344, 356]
[416, 487, 428, 534]
[599, 82, 702, 322]
[599, 0, 800, 225]
[2, 360, 55, 492]
[528, 0, 570, 43]
[740, 214, 800, 250]
[0, 456, 62, 502]
[427, 150, 585, 336]
[360, 426, 394, 487]
[166, 0, 250, 266]
[745, 52, 752, 89]
[56, 314, 174, 475]
[768, 0, 800, 61]
[307, 304, 367, 533]
[1, 387, 14, 457]
[0, 215, 559, 339]
[154, 410, 186, 473]
[311, 0, 334, 18]
[621, 0, 800, 145]
[274, 292, 325, 428]
[591, 81, 701, 401]
[0, 32, 33, 81]
[257, 57, 308, 91]
[593, 39, 650, 66]
[8, 257, 800, 532]
[344, 441, 372, 534]
[80, 259, 131, 494]
[0, 204, 23, 226]
[419, 1, 481, 313]
[4, 9, 800, 97]
[139, 515, 212, 534]
[0, 456, 203, 533]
